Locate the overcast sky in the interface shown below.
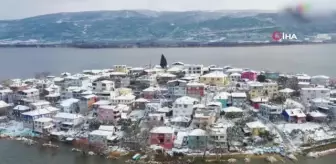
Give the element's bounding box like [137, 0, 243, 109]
[0, 0, 334, 20]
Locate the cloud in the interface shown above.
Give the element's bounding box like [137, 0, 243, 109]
[0, 0, 334, 19]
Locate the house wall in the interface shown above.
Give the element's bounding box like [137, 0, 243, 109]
[216, 99, 227, 108]
[199, 76, 229, 87]
[97, 108, 120, 123]
[89, 134, 107, 146]
[186, 86, 204, 98]
[172, 103, 194, 117]
[149, 133, 174, 149]
[241, 72, 257, 81]
[188, 136, 207, 149]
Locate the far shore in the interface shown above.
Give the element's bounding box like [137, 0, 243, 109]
[0, 41, 335, 49]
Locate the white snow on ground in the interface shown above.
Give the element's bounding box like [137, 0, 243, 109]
[276, 122, 336, 146]
[277, 122, 325, 133]
[0, 121, 36, 137]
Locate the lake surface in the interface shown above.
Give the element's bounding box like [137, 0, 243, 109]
[0, 140, 335, 164]
[0, 44, 336, 80]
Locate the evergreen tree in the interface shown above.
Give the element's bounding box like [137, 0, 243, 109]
[160, 54, 167, 69]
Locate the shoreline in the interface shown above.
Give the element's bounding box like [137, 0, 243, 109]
[0, 42, 334, 49]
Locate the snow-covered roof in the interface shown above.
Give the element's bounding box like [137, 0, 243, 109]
[53, 77, 64, 82]
[93, 100, 111, 105]
[174, 96, 199, 105]
[13, 105, 30, 111]
[312, 75, 329, 79]
[226, 68, 243, 73]
[301, 87, 330, 91]
[171, 116, 191, 122]
[279, 88, 294, 93]
[30, 100, 50, 107]
[207, 102, 221, 107]
[186, 82, 204, 87]
[98, 125, 116, 132]
[251, 97, 269, 103]
[246, 121, 266, 129]
[230, 72, 241, 76]
[214, 92, 230, 100]
[90, 130, 113, 136]
[296, 75, 311, 79]
[193, 104, 206, 109]
[284, 108, 306, 117]
[0, 101, 9, 108]
[135, 98, 149, 103]
[201, 71, 227, 78]
[114, 94, 136, 100]
[157, 73, 176, 78]
[143, 86, 159, 92]
[150, 126, 174, 134]
[130, 67, 144, 71]
[189, 129, 207, 136]
[224, 106, 243, 112]
[34, 117, 53, 122]
[100, 80, 113, 84]
[22, 108, 55, 116]
[231, 92, 247, 98]
[99, 105, 116, 110]
[110, 72, 127, 76]
[167, 66, 183, 72]
[308, 111, 327, 117]
[22, 88, 39, 93]
[54, 112, 83, 120]
[311, 98, 330, 103]
[60, 98, 79, 107]
[82, 94, 97, 99]
[247, 81, 263, 87]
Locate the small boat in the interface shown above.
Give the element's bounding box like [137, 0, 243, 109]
[132, 153, 141, 161]
[42, 141, 59, 148]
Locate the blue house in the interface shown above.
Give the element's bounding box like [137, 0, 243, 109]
[214, 92, 230, 108]
[282, 109, 307, 123]
[188, 129, 208, 150]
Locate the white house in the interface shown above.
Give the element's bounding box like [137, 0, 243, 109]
[229, 73, 241, 82]
[259, 104, 283, 121]
[89, 125, 119, 147]
[30, 100, 50, 110]
[53, 112, 84, 130]
[92, 80, 115, 92]
[311, 75, 330, 86]
[60, 98, 80, 113]
[33, 117, 54, 134]
[296, 74, 311, 83]
[111, 94, 135, 105]
[21, 107, 60, 129]
[185, 64, 204, 75]
[0, 88, 14, 103]
[16, 88, 39, 102]
[172, 96, 199, 117]
[300, 87, 331, 105]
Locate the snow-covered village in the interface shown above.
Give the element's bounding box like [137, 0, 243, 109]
[1, 55, 336, 163]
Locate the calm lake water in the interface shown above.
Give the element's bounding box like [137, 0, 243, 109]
[0, 140, 335, 164]
[0, 44, 336, 80]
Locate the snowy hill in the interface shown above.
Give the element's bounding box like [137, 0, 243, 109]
[0, 10, 335, 44]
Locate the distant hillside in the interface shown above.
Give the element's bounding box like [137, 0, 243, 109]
[0, 10, 335, 44]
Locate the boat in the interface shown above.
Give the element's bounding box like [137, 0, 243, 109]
[132, 153, 141, 160]
[42, 141, 59, 148]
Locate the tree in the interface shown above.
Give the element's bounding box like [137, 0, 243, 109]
[160, 54, 167, 69]
[257, 75, 266, 82]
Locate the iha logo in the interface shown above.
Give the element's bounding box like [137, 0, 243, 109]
[272, 31, 298, 41]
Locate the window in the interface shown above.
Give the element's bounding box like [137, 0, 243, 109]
[184, 105, 187, 108]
